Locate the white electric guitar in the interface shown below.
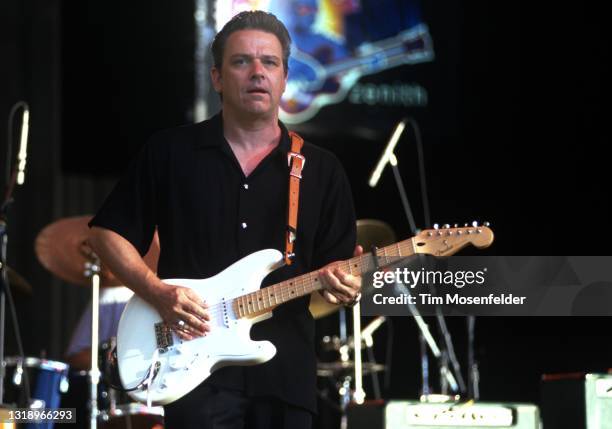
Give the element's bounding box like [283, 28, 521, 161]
[116, 223, 494, 405]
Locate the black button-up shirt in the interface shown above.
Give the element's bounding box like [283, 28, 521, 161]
[90, 112, 356, 412]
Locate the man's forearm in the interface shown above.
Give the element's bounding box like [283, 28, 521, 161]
[88, 226, 166, 305]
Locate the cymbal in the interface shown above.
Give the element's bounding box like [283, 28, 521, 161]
[317, 361, 386, 377]
[309, 292, 341, 320]
[308, 219, 396, 319]
[4, 265, 33, 294]
[35, 215, 160, 287]
[355, 218, 397, 251]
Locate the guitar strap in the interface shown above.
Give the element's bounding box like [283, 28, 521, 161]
[285, 131, 305, 265]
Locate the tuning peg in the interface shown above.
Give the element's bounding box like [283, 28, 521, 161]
[454, 224, 459, 228]
[443, 224, 450, 229]
[433, 223, 439, 230]
[472, 221, 479, 227]
[464, 223, 469, 227]
[483, 221, 491, 227]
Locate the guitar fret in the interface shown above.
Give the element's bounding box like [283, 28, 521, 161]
[284, 281, 291, 303]
[239, 295, 246, 317]
[233, 299, 240, 318]
[250, 292, 257, 313]
[248, 293, 255, 314]
[273, 284, 281, 305]
[281, 282, 287, 302]
[266, 287, 272, 310]
[272, 285, 278, 305]
[343, 260, 350, 276]
[359, 254, 367, 273]
[298, 278, 303, 299]
[288, 280, 295, 300]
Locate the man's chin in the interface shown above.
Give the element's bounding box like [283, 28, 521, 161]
[242, 103, 275, 117]
[225, 100, 278, 119]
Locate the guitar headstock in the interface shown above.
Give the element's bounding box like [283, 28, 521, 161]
[414, 222, 494, 257]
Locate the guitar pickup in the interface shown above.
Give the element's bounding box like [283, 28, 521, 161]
[154, 322, 174, 349]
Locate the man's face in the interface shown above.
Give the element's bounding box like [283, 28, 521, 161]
[211, 29, 287, 120]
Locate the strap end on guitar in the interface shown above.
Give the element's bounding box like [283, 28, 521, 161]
[284, 252, 295, 266]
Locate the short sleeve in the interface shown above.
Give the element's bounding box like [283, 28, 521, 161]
[89, 139, 160, 255]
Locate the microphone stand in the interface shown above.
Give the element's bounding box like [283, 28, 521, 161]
[84, 259, 102, 429]
[0, 208, 11, 404]
[360, 316, 385, 400]
[351, 304, 365, 408]
[1, 102, 31, 407]
[369, 118, 464, 397]
[467, 315, 479, 399]
[393, 282, 459, 393]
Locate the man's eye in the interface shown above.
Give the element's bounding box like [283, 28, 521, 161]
[233, 58, 247, 65]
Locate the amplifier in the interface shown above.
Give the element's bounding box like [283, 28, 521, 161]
[347, 400, 541, 429]
[541, 372, 612, 429]
[586, 374, 612, 429]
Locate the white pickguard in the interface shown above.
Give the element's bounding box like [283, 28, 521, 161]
[116, 249, 284, 405]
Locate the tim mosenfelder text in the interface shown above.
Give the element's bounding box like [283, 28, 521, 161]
[370, 267, 527, 306]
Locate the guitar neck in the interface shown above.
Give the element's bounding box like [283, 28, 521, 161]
[232, 238, 416, 318]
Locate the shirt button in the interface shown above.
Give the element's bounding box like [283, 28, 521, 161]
[243, 183, 249, 189]
[241, 222, 248, 229]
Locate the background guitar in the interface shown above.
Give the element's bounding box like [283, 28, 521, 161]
[281, 24, 434, 123]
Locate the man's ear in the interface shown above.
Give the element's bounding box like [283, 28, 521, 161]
[210, 66, 222, 93]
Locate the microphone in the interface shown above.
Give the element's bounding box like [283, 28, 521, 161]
[368, 119, 407, 187]
[16, 104, 30, 185]
[361, 315, 386, 347]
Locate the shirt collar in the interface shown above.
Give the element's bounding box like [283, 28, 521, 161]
[195, 111, 291, 154]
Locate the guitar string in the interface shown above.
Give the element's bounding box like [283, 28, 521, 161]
[191, 239, 414, 319]
[172, 227, 483, 324]
[166, 229, 487, 339]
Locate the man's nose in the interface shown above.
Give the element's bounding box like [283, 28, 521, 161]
[250, 59, 265, 77]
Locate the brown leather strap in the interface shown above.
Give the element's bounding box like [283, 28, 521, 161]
[285, 131, 305, 265]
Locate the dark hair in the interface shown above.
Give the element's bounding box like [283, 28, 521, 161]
[211, 10, 291, 74]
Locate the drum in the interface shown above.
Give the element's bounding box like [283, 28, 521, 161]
[98, 339, 165, 429]
[99, 403, 164, 429]
[2, 356, 69, 409]
[2, 356, 70, 429]
[60, 339, 164, 429]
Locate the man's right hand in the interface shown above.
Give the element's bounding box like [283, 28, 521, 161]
[88, 227, 211, 341]
[151, 283, 211, 341]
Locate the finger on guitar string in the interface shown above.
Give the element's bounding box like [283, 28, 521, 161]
[173, 322, 202, 341]
[183, 298, 211, 322]
[155, 283, 210, 337]
[176, 311, 210, 336]
[174, 324, 194, 341]
[318, 267, 357, 304]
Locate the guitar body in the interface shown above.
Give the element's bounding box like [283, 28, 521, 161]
[116, 249, 284, 405]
